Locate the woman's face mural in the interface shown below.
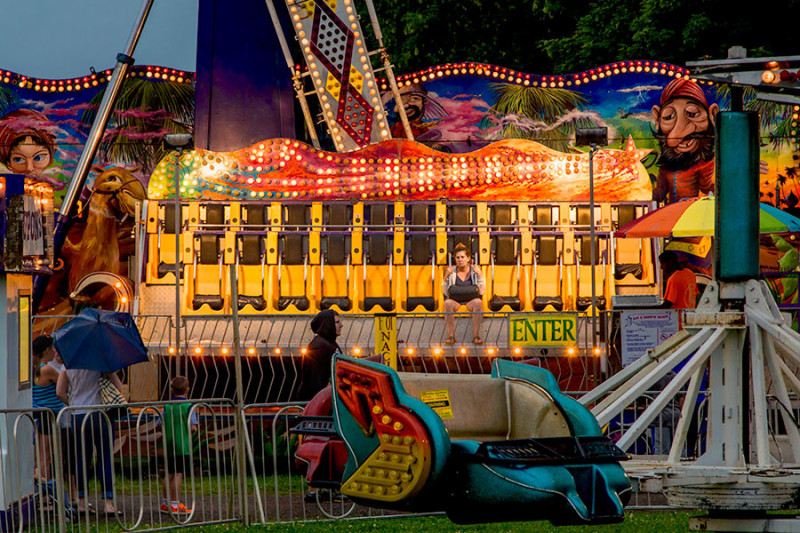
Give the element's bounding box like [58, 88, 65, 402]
[7, 135, 53, 175]
[0, 108, 57, 178]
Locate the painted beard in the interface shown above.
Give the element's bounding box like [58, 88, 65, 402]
[653, 126, 716, 171]
[404, 104, 423, 122]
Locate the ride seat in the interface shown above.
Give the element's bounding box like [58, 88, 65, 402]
[156, 203, 185, 279]
[534, 236, 564, 311]
[397, 373, 570, 442]
[202, 203, 225, 227]
[362, 204, 393, 312]
[614, 205, 645, 280]
[488, 205, 521, 312]
[321, 203, 352, 311]
[191, 234, 224, 311]
[237, 234, 267, 311]
[405, 204, 436, 312]
[576, 235, 607, 311]
[448, 203, 476, 254]
[277, 204, 310, 311]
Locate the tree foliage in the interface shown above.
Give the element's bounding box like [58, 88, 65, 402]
[366, 0, 800, 75]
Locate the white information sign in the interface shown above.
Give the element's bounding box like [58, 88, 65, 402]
[621, 310, 680, 366]
[22, 196, 44, 256]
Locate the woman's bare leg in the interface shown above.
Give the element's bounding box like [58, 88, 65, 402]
[444, 299, 460, 338]
[466, 298, 483, 338]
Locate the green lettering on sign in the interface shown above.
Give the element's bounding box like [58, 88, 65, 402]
[508, 314, 578, 347]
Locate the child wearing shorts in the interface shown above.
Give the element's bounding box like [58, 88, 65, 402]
[161, 376, 197, 515]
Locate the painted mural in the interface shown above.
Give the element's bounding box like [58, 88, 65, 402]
[0, 66, 193, 313]
[379, 61, 799, 208]
[1, 61, 798, 313]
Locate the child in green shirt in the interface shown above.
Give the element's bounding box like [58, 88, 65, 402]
[161, 376, 198, 515]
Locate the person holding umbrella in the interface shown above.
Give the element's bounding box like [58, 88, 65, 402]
[53, 308, 149, 516]
[56, 365, 123, 516]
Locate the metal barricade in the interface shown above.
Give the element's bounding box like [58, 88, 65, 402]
[0, 403, 242, 533]
[27, 309, 757, 525]
[240, 402, 410, 524]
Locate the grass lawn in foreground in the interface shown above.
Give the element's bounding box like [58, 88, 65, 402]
[192, 511, 693, 533]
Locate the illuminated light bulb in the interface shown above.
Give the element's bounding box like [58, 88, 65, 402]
[221, 347, 229, 355]
[567, 347, 576, 357]
[194, 347, 202, 355]
[168, 347, 176, 355]
[353, 347, 362, 356]
[300, 347, 308, 356]
[433, 347, 442, 356]
[593, 347, 601, 356]
[459, 347, 467, 355]
[513, 347, 521, 355]
[274, 347, 282, 355]
[120, 296, 128, 303]
[406, 347, 415, 355]
[114, 281, 122, 289]
[247, 347, 257, 356]
[762, 70, 776, 83]
[487, 347, 496, 356]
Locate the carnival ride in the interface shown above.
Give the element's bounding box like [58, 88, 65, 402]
[294, 354, 630, 525]
[2, 0, 800, 529]
[137, 136, 656, 320]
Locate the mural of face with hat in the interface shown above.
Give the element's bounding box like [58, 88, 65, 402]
[651, 78, 720, 203]
[388, 83, 448, 141]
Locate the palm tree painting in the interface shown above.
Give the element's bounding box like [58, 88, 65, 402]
[0, 85, 18, 116]
[481, 83, 593, 152]
[714, 85, 794, 150]
[79, 77, 194, 175]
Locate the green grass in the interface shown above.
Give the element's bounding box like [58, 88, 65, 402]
[193, 511, 694, 533]
[87, 473, 300, 497]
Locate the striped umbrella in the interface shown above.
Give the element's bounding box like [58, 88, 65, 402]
[615, 196, 800, 238]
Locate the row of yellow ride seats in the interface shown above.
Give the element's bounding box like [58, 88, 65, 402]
[142, 202, 652, 312]
[143, 201, 655, 314]
[146, 201, 652, 285]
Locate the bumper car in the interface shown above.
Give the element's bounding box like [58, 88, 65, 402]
[295, 354, 631, 525]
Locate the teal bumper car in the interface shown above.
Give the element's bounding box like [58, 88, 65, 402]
[330, 354, 631, 525]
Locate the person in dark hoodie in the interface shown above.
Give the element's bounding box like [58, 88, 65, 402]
[300, 309, 343, 400]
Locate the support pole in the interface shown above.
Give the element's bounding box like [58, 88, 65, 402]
[229, 263, 250, 525]
[748, 323, 771, 466]
[615, 329, 721, 451]
[589, 144, 598, 353]
[36, 0, 156, 309]
[667, 364, 706, 463]
[763, 337, 800, 462]
[174, 150, 183, 377]
[595, 327, 725, 427]
[363, 0, 414, 141]
[264, 0, 321, 149]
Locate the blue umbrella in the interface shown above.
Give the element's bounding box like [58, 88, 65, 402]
[53, 308, 148, 373]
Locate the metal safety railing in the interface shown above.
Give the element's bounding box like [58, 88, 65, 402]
[6, 386, 800, 531]
[33, 311, 609, 403]
[25, 308, 755, 530]
[1, 401, 240, 533]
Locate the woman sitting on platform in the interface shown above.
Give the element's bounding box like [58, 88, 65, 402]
[443, 243, 485, 345]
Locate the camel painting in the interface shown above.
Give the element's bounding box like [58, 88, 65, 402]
[39, 166, 147, 313]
